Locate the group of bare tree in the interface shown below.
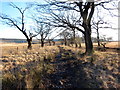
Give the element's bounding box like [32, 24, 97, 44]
[0, 0, 118, 55]
[35, 0, 117, 54]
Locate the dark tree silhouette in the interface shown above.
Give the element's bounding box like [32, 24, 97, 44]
[92, 7, 113, 47]
[0, 3, 38, 49]
[59, 29, 72, 46]
[34, 0, 114, 55]
[47, 32, 61, 46]
[35, 22, 51, 47]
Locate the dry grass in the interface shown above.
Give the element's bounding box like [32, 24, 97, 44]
[105, 42, 119, 48]
[1, 42, 119, 88]
[93, 41, 119, 48]
[60, 46, 119, 88]
[1, 44, 60, 88]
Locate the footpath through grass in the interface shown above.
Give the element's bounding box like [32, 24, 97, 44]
[43, 46, 119, 88]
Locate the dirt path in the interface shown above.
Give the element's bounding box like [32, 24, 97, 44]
[43, 46, 90, 88]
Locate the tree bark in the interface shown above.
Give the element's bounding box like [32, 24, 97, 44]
[27, 38, 32, 49]
[65, 42, 67, 46]
[79, 43, 81, 48]
[64, 38, 67, 46]
[41, 40, 44, 47]
[52, 41, 55, 46]
[73, 30, 78, 48]
[48, 40, 51, 46]
[75, 43, 78, 48]
[84, 26, 93, 55]
[97, 29, 100, 46]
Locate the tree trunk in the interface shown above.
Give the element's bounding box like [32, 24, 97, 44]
[79, 43, 81, 48]
[64, 38, 67, 46]
[52, 41, 55, 46]
[73, 30, 77, 48]
[75, 43, 78, 48]
[27, 38, 32, 49]
[97, 29, 100, 46]
[49, 40, 51, 46]
[84, 28, 93, 55]
[41, 39, 44, 47]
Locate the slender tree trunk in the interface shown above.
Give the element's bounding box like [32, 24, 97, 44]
[73, 30, 77, 48]
[41, 39, 44, 47]
[49, 40, 51, 46]
[75, 43, 78, 48]
[52, 41, 55, 46]
[79, 42, 81, 48]
[74, 31, 78, 48]
[48, 38, 51, 46]
[27, 38, 32, 49]
[97, 29, 100, 46]
[64, 38, 67, 46]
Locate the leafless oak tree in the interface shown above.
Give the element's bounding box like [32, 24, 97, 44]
[0, 3, 38, 49]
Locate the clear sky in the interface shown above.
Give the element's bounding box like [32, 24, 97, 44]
[0, 0, 119, 41]
[0, 0, 46, 39]
[0, 1, 32, 39]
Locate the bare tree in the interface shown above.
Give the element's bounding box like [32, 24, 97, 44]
[92, 7, 113, 47]
[100, 35, 113, 48]
[59, 29, 72, 46]
[34, 0, 115, 55]
[35, 21, 51, 47]
[47, 32, 61, 46]
[30, 0, 117, 55]
[75, 36, 82, 48]
[0, 3, 38, 49]
[71, 28, 82, 48]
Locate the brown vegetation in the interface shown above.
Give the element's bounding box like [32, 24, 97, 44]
[0, 42, 119, 88]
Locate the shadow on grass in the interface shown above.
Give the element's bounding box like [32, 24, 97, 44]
[43, 46, 103, 88]
[2, 55, 54, 89]
[2, 45, 119, 89]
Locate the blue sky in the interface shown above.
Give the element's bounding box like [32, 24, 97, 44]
[0, 0, 119, 41]
[0, 1, 46, 39]
[0, 2, 31, 39]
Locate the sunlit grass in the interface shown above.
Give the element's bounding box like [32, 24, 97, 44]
[2, 44, 59, 88]
[1, 42, 119, 88]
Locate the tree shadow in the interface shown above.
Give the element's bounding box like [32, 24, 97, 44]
[2, 45, 119, 89]
[44, 46, 102, 88]
[2, 56, 50, 89]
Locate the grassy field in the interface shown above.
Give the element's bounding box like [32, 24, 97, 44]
[0, 42, 120, 88]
